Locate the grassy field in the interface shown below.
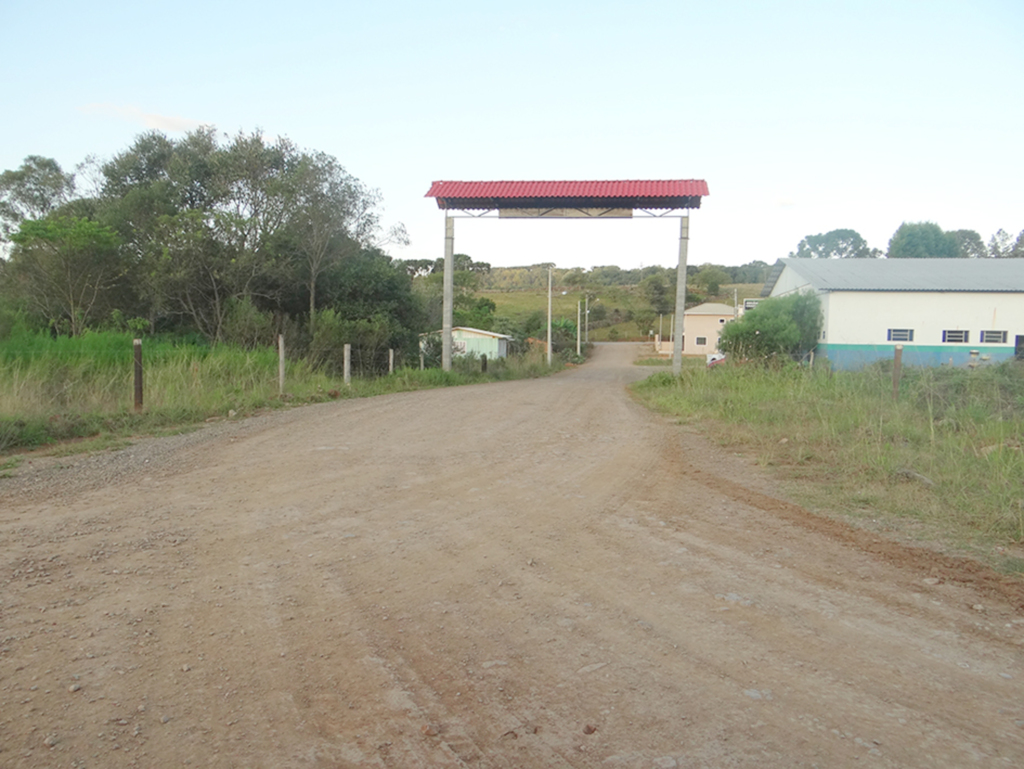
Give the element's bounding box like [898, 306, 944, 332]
[485, 282, 759, 322]
[722, 283, 765, 302]
[632, 358, 1024, 570]
[0, 330, 566, 454]
[485, 282, 761, 341]
[484, 284, 641, 321]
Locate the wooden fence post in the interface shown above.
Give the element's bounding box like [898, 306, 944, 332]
[278, 334, 285, 395]
[389, 348, 395, 374]
[133, 339, 143, 413]
[344, 343, 351, 386]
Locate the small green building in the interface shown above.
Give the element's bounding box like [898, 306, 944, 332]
[422, 326, 514, 359]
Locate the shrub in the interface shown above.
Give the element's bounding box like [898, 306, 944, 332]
[719, 292, 821, 361]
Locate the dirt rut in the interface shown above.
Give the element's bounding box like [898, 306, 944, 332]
[2, 343, 1023, 767]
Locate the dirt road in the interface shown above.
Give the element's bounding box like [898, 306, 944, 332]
[2, 343, 1023, 767]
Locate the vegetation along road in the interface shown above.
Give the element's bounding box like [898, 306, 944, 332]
[2, 343, 1023, 767]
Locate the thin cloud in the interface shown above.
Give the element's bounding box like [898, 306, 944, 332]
[79, 103, 204, 133]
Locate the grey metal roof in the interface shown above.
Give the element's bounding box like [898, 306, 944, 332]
[763, 258, 1024, 295]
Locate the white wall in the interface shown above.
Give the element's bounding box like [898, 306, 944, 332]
[823, 291, 1022, 347]
[769, 270, 813, 297]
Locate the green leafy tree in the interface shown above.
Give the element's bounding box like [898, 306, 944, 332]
[639, 274, 674, 313]
[561, 267, 586, 289]
[790, 229, 878, 259]
[431, 253, 490, 274]
[99, 132, 190, 267]
[587, 265, 624, 286]
[718, 292, 821, 361]
[887, 222, 959, 259]
[5, 129, 412, 345]
[949, 229, 988, 259]
[732, 260, 771, 283]
[143, 210, 244, 342]
[215, 130, 302, 276]
[633, 309, 657, 337]
[1013, 230, 1024, 258]
[454, 297, 497, 330]
[7, 217, 123, 335]
[0, 156, 76, 240]
[693, 265, 731, 296]
[988, 228, 1018, 258]
[287, 151, 380, 334]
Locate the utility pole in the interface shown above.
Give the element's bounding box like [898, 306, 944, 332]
[442, 215, 454, 372]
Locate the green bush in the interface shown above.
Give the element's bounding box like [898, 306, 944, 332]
[719, 292, 821, 361]
[221, 298, 276, 350]
[309, 309, 406, 376]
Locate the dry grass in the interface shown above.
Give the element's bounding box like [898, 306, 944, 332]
[632, 360, 1024, 571]
[0, 332, 568, 454]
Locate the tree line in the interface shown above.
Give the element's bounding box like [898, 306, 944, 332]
[789, 224, 1024, 260]
[0, 130, 425, 372]
[474, 261, 772, 293]
[5, 132, 1012, 374]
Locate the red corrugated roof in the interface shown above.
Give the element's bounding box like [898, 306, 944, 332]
[425, 179, 709, 200]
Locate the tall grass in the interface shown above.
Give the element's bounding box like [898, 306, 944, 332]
[633, 361, 1024, 553]
[0, 331, 567, 453]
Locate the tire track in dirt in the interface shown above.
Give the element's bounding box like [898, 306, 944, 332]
[2, 343, 1024, 767]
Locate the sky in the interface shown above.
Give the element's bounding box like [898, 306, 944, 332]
[3, 0, 1022, 272]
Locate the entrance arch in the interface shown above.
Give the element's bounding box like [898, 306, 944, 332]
[425, 180, 710, 374]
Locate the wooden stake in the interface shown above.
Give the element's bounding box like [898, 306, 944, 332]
[133, 339, 143, 413]
[278, 334, 285, 395]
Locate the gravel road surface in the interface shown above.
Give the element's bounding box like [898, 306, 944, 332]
[2, 342, 1023, 767]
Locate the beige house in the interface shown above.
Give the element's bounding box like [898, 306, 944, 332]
[683, 303, 737, 355]
[654, 302, 738, 356]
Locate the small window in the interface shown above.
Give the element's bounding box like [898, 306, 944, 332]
[942, 330, 969, 343]
[820, 330, 826, 340]
[980, 330, 1008, 344]
[719, 318, 726, 324]
[695, 336, 707, 346]
[888, 329, 914, 342]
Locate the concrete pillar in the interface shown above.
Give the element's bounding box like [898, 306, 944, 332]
[672, 215, 690, 377]
[442, 215, 454, 372]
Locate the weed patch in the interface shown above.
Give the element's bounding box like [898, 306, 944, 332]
[0, 331, 569, 454]
[633, 361, 1024, 562]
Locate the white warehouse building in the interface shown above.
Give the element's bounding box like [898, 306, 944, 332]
[762, 258, 1024, 370]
